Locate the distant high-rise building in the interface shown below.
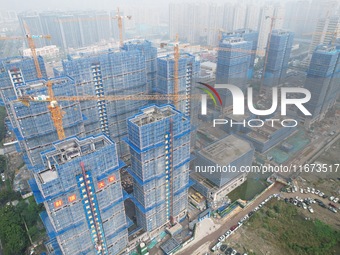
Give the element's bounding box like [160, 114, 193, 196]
[126, 105, 191, 232]
[223, 3, 247, 32]
[61, 41, 156, 156]
[206, 3, 225, 46]
[19, 11, 115, 49]
[304, 0, 339, 36]
[222, 28, 259, 78]
[216, 37, 252, 89]
[308, 16, 340, 56]
[18, 12, 46, 48]
[169, 2, 224, 45]
[303, 44, 340, 126]
[263, 29, 294, 87]
[257, 5, 285, 57]
[245, 4, 260, 30]
[34, 135, 128, 255]
[156, 53, 199, 117]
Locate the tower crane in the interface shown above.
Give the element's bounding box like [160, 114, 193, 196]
[173, 34, 180, 109]
[0, 22, 51, 78]
[259, 15, 276, 93]
[5, 22, 66, 140]
[113, 8, 132, 47]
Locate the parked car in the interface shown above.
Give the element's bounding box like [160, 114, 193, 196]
[220, 245, 228, 252]
[311, 188, 315, 194]
[329, 203, 337, 209]
[329, 196, 335, 201]
[230, 225, 238, 231]
[308, 206, 314, 213]
[218, 235, 225, 242]
[333, 198, 339, 203]
[300, 188, 304, 194]
[328, 207, 337, 213]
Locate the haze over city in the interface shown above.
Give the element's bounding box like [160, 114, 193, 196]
[0, 1, 339, 255]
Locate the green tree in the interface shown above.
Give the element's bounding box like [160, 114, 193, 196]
[0, 206, 28, 255]
[0, 106, 6, 144]
[0, 155, 6, 173]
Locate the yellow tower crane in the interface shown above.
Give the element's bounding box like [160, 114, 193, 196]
[173, 34, 180, 109]
[4, 22, 66, 140]
[113, 8, 132, 47]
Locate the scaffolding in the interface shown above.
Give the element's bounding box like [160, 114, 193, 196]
[6, 77, 84, 169]
[222, 28, 259, 79]
[0, 56, 47, 105]
[216, 37, 252, 92]
[122, 40, 157, 94]
[31, 135, 128, 255]
[263, 30, 294, 87]
[156, 53, 199, 117]
[126, 105, 191, 232]
[61, 44, 156, 156]
[304, 44, 340, 118]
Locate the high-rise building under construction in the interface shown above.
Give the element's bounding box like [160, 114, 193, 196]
[222, 28, 258, 79]
[35, 135, 128, 255]
[215, 37, 251, 110]
[156, 53, 199, 117]
[125, 105, 191, 232]
[303, 44, 340, 126]
[263, 29, 294, 87]
[61, 40, 157, 156]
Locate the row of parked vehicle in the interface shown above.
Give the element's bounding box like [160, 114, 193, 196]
[211, 194, 280, 254]
[284, 197, 315, 213]
[219, 244, 244, 255]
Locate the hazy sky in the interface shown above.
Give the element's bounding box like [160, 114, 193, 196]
[0, 0, 187, 11]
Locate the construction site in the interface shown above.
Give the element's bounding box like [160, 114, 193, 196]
[0, 2, 339, 255]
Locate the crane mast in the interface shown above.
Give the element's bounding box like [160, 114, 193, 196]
[173, 34, 180, 109]
[114, 8, 132, 47]
[23, 21, 43, 79]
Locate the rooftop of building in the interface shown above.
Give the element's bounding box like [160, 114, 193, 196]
[160, 237, 181, 255]
[1, 56, 32, 64]
[221, 37, 245, 45]
[272, 29, 293, 36]
[38, 135, 113, 183]
[315, 44, 339, 54]
[199, 135, 252, 165]
[129, 105, 181, 127]
[246, 121, 283, 143]
[201, 61, 216, 70]
[224, 28, 257, 36]
[158, 52, 194, 61]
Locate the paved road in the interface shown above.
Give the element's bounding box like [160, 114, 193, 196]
[178, 182, 284, 255]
